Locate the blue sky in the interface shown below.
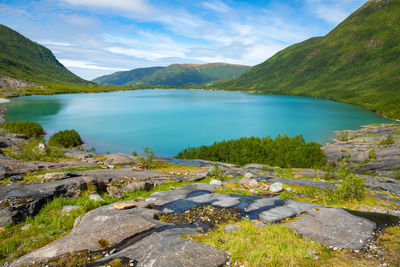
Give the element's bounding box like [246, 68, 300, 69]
[0, 0, 367, 80]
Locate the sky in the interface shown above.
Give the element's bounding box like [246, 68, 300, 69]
[0, 0, 367, 80]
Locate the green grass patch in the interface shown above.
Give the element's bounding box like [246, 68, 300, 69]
[1, 121, 44, 138]
[191, 219, 330, 266]
[0, 192, 115, 265]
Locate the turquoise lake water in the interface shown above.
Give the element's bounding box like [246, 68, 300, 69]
[2, 89, 391, 156]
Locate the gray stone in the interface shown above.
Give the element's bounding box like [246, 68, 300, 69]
[43, 172, 80, 181]
[104, 153, 137, 165]
[20, 223, 32, 231]
[246, 196, 318, 223]
[95, 227, 228, 267]
[287, 207, 377, 250]
[89, 193, 104, 202]
[210, 179, 222, 186]
[244, 172, 255, 179]
[224, 224, 241, 233]
[61, 205, 82, 215]
[9, 175, 22, 182]
[207, 164, 245, 178]
[269, 182, 283, 193]
[251, 220, 268, 228]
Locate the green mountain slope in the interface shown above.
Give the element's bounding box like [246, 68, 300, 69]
[0, 24, 87, 85]
[215, 0, 400, 119]
[92, 66, 164, 86]
[93, 63, 249, 87]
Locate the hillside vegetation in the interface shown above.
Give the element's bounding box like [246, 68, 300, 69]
[92, 67, 164, 86]
[215, 0, 400, 119]
[93, 63, 249, 87]
[0, 24, 87, 85]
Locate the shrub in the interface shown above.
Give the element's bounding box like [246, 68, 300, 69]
[176, 134, 326, 168]
[334, 165, 365, 201]
[379, 134, 395, 146]
[48, 130, 83, 148]
[338, 131, 349, 141]
[137, 146, 156, 168]
[6, 138, 65, 161]
[1, 121, 44, 138]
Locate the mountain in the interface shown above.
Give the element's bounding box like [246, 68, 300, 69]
[92, 63, 249, 87]
[215, 0, 400, 119]
[92, 67, 164, 86]
[0, 24, 87, 85]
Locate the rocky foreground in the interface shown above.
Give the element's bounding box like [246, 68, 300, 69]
[0, 123, 400, 266]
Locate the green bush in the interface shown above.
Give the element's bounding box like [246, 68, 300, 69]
[1, 121, 44, 138]
[176, 134, 326, 168]
[137, 146, 156, 168]
[48, 129, 83, 148]
[379, 134, 395, 146]
[334, 165, 365, 201]
[6, 138, 65, 161]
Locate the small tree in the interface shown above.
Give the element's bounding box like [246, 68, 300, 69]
[137, 146, 156, 168]
[334, 165, 365, 201]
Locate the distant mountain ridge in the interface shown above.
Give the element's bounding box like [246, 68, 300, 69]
[0, 24, 87, 85]
[92, 63, 249, 87]
[214, 0, 400, 119]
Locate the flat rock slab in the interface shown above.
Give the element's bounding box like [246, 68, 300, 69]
[148, 184, 319, 222]
[287, 207, 377, 250]
[11, 202, 227, 267]
[93, 227, 227, 267]
[10, 203, 163, 267]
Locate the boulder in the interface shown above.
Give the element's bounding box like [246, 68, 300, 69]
[43, 171, 80, 182]
[89, 193, 104, 202]
[224, 224, 241, 233]
[269, 182, 283, 193]
[210, 179, 222, 186]
[287, 207, 377, 250]
[113, 203, 137, 210]
[107, 178, 154, 199]
[207, 164, 244, 178]
[104, 153, 137, 165]
[61, 205, 82, 215]
[244, 172, 255, 179]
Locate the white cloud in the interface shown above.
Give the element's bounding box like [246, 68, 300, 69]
[202, 1, 232, 13]
[41, 40, 73, 47]
[61, 0, 153, 14]
[105, 46, 186, 61]
[305, 0, 366, 24]
[59, 59, 129, 71]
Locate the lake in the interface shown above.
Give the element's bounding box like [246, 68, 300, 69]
[1, 89, 391, 156]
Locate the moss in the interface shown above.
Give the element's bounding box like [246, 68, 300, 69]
[33, 250, 104, 267]
[97, 238, 110, 249]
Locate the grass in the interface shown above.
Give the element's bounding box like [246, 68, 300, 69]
[191, 219, 331, 266]
[0, 192, 115, 265]
[377, 226, 400, 266]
